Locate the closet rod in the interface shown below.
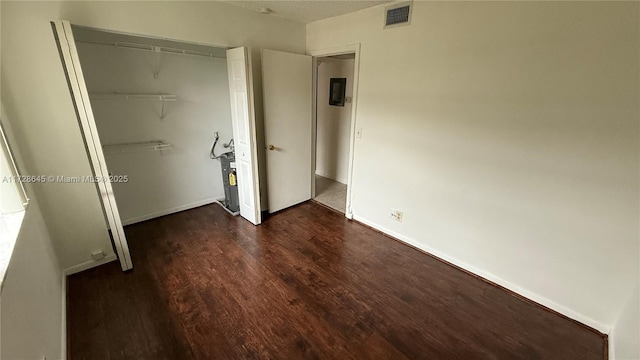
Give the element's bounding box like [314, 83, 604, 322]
[76, 40, 227, 59]
[103, 140, 173, 155]
[89, 93, 178, 101]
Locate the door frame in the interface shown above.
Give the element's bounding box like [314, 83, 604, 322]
[308, 44, 361, 219]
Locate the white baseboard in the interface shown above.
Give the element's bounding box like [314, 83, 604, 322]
[121, 198, 218, 226]
[315, 172, 347, 185]
[60, 273, 67, 359]
[63, 253, 117, 276]
[352, 214, 611, 335]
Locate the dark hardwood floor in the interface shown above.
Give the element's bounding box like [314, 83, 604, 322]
[67, 202, 606, 359]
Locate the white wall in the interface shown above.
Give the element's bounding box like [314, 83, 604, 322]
[308, 1, 639, 333]
[76, 41, 232, 225]
[316, 58, 354, 184]
[0, 102, 65, 359]
[1, 1, 306, 269]
[0, 197, 64, 360]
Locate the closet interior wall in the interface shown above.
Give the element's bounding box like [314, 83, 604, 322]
[76, 36, 232, 225]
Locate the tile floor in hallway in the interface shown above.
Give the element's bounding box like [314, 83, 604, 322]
[314, 174, 347, 213]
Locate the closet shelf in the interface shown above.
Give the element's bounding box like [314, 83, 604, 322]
[89, 93, 177, 118]
[89, 93, 177, 102]
[102, 140, 173, 155]
[76, 40, 227, 60]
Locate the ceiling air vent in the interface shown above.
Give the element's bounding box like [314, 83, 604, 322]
[384, 2, 412, 29]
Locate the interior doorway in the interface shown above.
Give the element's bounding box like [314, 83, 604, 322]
[312, 54, 356, 214]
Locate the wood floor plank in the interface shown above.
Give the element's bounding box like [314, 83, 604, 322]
[67, 202, 606, 359]
[66, 269, 111, 360]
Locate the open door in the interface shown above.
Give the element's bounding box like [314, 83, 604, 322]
[52, 20, 133, 271]
[226, 48, 262, 225]
[262, 49, 313, 213]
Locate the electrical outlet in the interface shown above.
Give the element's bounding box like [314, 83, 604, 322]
[390, 209, 403, 223]
[91, 249, 105, 260]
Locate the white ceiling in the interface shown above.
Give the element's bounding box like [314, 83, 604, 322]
[224, 0, 391, 24]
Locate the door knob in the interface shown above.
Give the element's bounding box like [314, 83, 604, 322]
[268, 144, 275, 151]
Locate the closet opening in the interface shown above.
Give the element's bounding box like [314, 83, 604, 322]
[71, 26, 238, 227]
[312, 53, 356, 214]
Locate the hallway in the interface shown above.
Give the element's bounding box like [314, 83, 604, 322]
[314, 175, 347, 213]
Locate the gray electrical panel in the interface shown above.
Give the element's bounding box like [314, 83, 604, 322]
[220, 152, 240, 213]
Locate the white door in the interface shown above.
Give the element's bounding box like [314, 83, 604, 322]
[226, 48, 262, 225]
[262, 50, 313, 213]
[52, 21, 133, 271]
